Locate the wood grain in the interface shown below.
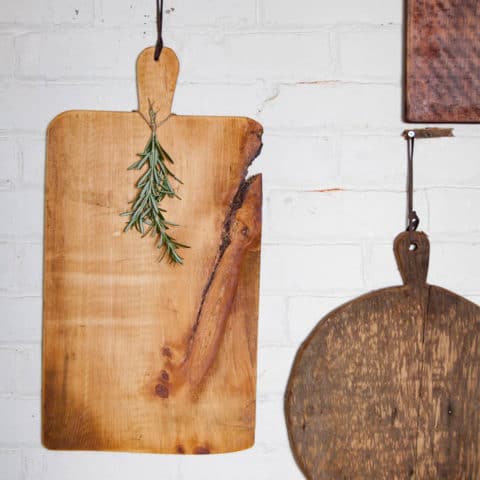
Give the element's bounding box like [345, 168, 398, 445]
[286, 231, 480, 479]
[42, 47, 263, 454]
[405, 0, 480, 122]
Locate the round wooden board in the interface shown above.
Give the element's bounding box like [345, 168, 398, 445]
[286, 232, 480, 479]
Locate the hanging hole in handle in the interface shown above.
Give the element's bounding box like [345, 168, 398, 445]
[409, 243, 418, 252]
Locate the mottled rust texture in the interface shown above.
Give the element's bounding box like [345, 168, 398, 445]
[286, 232, 480, 479]
[406, 0, 480, 122]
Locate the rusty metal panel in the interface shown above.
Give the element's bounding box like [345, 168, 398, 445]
[405, 0, 480, 123]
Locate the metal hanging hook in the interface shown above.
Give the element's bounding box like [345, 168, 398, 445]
[400, 126, 454, 242]
[154, 0, 164, 61]
[406, 130, 420, 234]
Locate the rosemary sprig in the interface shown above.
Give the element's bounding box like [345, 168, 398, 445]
[121, 105, 188, 264]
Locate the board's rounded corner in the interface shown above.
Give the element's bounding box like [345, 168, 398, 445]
[46, 110, 77, 136]
[235, 437, 256, 453]
[241, 116, 264, 135]
[41, 430, 59, 451]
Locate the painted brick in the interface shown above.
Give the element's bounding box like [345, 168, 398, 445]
[0, 398, 40, 445]
[0, 243, 43, 294]
[266, 190, 429, 242]
[366, 242, 403, 290]
[0, 348, 15, 394]
[0, 298, 42, 343]
[16, 30, 151, 80]
[339, 134, 406, 188]
[94, 0, 156, 26]
[0, 0, 94, 25]
[17, 30, 330, 83]
[367, 240, 480, 295]
[0, 449, 21, 480]
[414, 136, 480, 187]
[0, 36, 14, 78]
[168, 0, 256, 27]
[339, 28, 401, 81]
[255, 398, 292, 448]
[14, 244, 43, 295]
[0, 0, 53, 24]
[15, 345, 41, 397]
[254, 134, 337, 189]
[0, 137, 17, 190]
[0, 191, 43, 239]
[340, 134, 480, 189]
[51, 0, 95, 25]
[180, 444, 302, 479]
[173, 82, 266, 118]
[258, 295, 289, 346]
[0, 83, 136, 132]
[261, 244, 363, 294]
[22, 449, 181, 480]
[179, 31, 331, 82]
[21, 449, 46, 479]
[18, 138, 46, 186]
[428, 188, 480, 235]
[287, 295, 355, 345]
[257, 346, 297, 396]
[258, 83, 401, 129]
[0, 243, 16, 291]
[0, 0, 478, 475]
[0, 82, 262, 133]
[428, 242, 480, 294]
[96, 0, 257, 27]
[261, 0, 402, 26]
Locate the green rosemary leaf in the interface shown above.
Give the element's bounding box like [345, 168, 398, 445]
[122, 106, 188, 264]
[137, 170, 151, 187]
[155, 139, 175, 165]
[136, 154, 150, 170]
[127, 160, 141, 170]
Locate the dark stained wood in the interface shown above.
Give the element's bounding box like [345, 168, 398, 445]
[42, 47, 263, 454]
[405, 0, 480, 123]
[401, 128, 454, 140]
[286, 231, 480, 479]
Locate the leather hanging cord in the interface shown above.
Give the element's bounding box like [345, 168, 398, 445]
[154, 0, 164, 61]
[406, 131, 420, 233]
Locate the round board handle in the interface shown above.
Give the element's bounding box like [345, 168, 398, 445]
[394, 231, 430, 287]
[136, 47, 179, 122]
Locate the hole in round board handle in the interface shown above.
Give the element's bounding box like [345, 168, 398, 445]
[409, 243, 418, 252]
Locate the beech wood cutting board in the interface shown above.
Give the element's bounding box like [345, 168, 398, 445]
[42, 47, 263, 454]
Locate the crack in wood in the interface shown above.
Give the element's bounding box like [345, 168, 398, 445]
[177, 128, 263, 389]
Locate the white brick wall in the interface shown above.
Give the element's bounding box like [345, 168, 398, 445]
[0, 1, 479, 479]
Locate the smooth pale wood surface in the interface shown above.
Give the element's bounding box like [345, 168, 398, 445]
[405, 0, 480, 122]
[42, 47, 263, 454]
[286, 231, 480, 479]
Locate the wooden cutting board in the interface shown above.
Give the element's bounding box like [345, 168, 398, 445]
[405, 0, 480, 122]
[286, 231, 480, 479]
[42, 47, 263, 454]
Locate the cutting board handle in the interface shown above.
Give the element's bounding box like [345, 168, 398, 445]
[394, 231, 430, 287]
[136, 47, 179, 122]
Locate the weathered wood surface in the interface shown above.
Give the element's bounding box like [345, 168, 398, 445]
[405, 0, 480, 122]
[286, 231, 480, 479]
[42, 47, 263, 454]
